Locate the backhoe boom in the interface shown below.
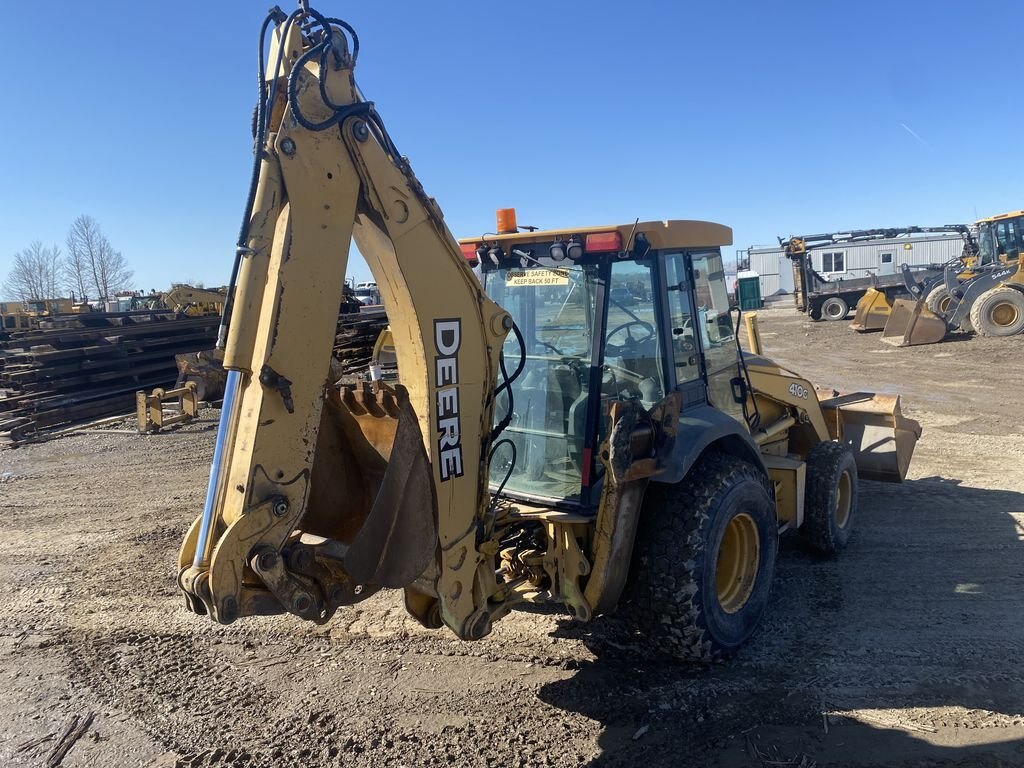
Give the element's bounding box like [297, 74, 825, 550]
[178, 7, 510, 640]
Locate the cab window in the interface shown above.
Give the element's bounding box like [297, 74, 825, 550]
[691, 251, 744, 424]
[994, 218, 1024, 261]
[604, 259, 664, 407]
[663, 253, 700, 384]
[691, 251, 737, 374]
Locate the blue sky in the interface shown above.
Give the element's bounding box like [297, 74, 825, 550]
[1, 0, 1017, 292]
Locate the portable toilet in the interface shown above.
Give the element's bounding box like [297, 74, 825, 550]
[736, 270, 762, 310]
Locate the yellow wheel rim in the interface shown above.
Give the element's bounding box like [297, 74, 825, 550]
[991, 301, 1021, 328]
[835, 471, 852, 529]
[937, 295, 952, 312]
[715, 513, 760, 614]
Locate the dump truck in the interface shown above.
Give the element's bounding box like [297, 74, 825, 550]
[780, 226, 976, 324]
[880, 210, 1024, 346]
[177, 3, 921, 661]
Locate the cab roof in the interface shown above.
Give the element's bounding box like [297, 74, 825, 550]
[977, 210, 1024, 223]
[458, 220, 732, 250]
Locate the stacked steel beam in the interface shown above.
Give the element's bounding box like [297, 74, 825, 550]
[0, 306, 391, 446]
[333, 306, 388, 375]
[0, 312, 218, 445]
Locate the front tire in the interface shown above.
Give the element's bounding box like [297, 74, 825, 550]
[802, 441, 858, 554]
[970, 287, 1024, 337]
[620, 453, 778, 661]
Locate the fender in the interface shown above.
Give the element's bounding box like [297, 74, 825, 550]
[948, 265, 1019, 328]
[651, 405, 766, 486]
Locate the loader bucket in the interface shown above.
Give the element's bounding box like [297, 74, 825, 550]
[849, 288, 892, 332]
[879, 298, 948, 347]
[821, 392, 921, 482]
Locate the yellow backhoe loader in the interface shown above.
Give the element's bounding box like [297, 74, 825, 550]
[881, 211, 1024, 346]
[177, 4, 921, 660]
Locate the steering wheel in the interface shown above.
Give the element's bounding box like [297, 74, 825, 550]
[606, 319, 655, 348]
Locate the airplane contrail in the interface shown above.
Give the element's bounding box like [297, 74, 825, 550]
[899, 123, 930, 148]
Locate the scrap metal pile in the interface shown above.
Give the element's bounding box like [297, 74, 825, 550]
[333, 306, 388, 376]
[0, 305, 390, 446]
[0, 311, 219, 445]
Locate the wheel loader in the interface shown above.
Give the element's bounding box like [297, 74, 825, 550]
[780, 225, 975, 328]
[878, 210, 1024, 346]
[177, 3, 921, 661]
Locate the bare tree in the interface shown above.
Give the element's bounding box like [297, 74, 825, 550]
[65, 215, 133, 300]
[3, 242, 64, 301]
[64, 228, 90, 301]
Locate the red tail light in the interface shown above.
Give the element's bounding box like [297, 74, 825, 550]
[585, 231, 622, 253]
[460, 243, 479, 263]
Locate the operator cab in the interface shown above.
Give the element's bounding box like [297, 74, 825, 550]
[461, 213, 743, 510]
[976, 210, 1024, 267]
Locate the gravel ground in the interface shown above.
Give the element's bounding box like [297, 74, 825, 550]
[1, 302, 1023, 768]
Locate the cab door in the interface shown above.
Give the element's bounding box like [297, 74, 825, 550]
[688, 251, 746, 425]
[662, 253, 707, 410]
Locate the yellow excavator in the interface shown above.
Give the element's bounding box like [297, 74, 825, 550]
[879, 210, 1024, 345]
[160, 285, 228, 317]
[177, 3, 921, 660]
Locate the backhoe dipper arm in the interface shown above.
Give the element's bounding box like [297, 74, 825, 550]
[178, 6, 511, 641]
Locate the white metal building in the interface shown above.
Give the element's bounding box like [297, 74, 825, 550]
[744, 233, 966, 297]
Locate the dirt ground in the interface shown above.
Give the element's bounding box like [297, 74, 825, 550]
[2, 302, 1024, 768]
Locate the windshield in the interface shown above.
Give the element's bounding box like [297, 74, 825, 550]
[483, 262, 599, 502]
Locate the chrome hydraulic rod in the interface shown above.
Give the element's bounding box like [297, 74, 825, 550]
[192, 369, 242, 568]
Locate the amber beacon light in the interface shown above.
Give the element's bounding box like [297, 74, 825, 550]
[496, 208, 518, 235]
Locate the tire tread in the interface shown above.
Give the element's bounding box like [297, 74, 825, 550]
[969, 286, 1024, 338]
[620, 452, 774, 662]
[802, 441, 857, 554]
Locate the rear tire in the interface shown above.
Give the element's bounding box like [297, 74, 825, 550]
[821, 297, 849, 321]
[619, 453, 777, 661]
[970, 287, 1024, 337]
[802, 441, 858, 554]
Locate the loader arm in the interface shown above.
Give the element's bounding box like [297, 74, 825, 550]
[178, 7, 511, 640]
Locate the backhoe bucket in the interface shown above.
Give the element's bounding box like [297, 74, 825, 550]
[821, 392, 921, 482]
[849, 288, 892, 332]
[879, 298, 948, 347]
